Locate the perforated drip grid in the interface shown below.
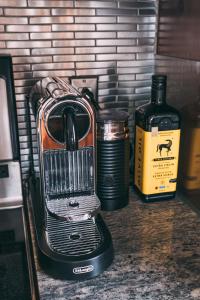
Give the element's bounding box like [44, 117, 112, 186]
[46, 214, 103, 256]
[46, 194, 101, 221]
[43, 147, 94, 196]
[42, 146, 100, 221]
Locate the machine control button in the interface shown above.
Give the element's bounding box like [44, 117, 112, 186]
[0, 165, 9, 178]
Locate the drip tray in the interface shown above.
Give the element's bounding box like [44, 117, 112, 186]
[46, 213, 103, 256]
[30, 177, 114, 280]
[46, 194, 101, 221]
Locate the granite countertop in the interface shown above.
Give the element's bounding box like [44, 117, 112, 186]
[34, 191, 200, 300]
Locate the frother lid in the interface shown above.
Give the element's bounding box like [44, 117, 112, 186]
[96, 109, 129, 123]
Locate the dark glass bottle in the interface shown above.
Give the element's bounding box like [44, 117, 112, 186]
[134, 75, 181, 201]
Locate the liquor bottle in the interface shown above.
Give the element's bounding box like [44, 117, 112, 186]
[179, 99, 200, 193]
[134, 74, 181, 201]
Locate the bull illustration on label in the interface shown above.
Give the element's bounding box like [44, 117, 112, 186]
[157, 139, 172, 156]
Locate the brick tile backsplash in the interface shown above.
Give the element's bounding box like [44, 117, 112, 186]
[32, 62, 74, 71]
[52, 8, 95, 16]
[96, 8, 138, 16]
[0, 17, 28, 24]
[13, 56, 52, 64]
[0, 0, 156, 176]
[7, 25, 51, 32]
[96, 24, 137, 31]
[119, 2, 155, 9]
[0, 48, 31, 56]
[75, 47, 116, 54]
[53, 39, 95, 47]
[4, 8, 50, 16]
[30, 32, 74, 40]
[75, 1, 116, 8]
[52, 24, 95, 31]
[28, 0, 73, 8]
[75, 16, 116, 23]
[0, 0, 27, 7]
[29, 16, 74, 24]
[7, 40, 51, 48]
[75, 31, 116, 39]
[0, 33, 29, 40]
[118, 16, 156, 23]
[0, 41, 5, 48]
[31, 48, 75, 55]
[96, 39, 136, 46]
[53, 54, 95, 62]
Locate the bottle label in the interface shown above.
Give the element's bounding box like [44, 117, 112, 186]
[134, 126, 180, 195]
[182, 128, 200, 190]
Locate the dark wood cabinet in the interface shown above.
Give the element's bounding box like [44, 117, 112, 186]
[157, 0, 200, 61]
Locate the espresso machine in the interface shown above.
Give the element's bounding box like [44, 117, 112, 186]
[29, 77, 113, 280]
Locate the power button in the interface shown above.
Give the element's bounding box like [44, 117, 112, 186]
[0, 165, 9, 178]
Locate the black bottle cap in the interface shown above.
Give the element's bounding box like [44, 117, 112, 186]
[152, 74, 167, 87]
[151, 74, 167, 105]
[152, 74, 167, 82]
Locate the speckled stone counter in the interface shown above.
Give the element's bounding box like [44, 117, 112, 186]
[34, 191, 200, 300]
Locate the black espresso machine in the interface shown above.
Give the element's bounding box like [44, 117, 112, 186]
[28, 77, 114, 280]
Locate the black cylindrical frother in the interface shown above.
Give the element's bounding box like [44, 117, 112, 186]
[97, 110, 130, 211]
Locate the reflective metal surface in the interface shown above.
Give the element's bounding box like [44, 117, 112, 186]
[43, 148, 94, 195]
[97, 122, 129, 141]
[0, 161, 23, 208]
[97, 109, 129, 141]
[0, 78, 13, 160]
[0, 0, 156, 176]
